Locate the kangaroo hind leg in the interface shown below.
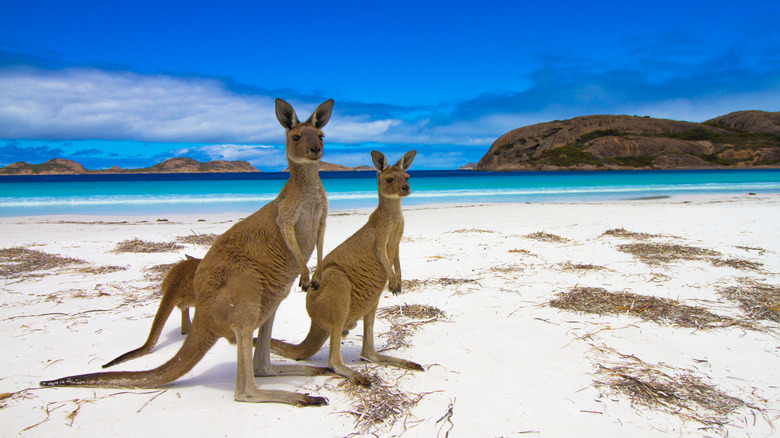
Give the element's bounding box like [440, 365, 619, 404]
[315, 269, 372, 387]
[360, 306, 424, 372]
[180, 307, 191, 335]
[253, 308, 329, 377]
[234, 326, 327, 406]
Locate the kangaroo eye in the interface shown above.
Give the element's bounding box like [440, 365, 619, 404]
[292, 134, 301, 141]
[318, 134, 324, 140]
[386, 178, 394, 183]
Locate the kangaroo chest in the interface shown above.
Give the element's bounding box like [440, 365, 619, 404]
[291, 194, 325, 257]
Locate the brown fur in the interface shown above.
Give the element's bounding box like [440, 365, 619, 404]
[103, 255, 200, 369]
[271, 150, 423, 386]
[41, 99, 334, 406]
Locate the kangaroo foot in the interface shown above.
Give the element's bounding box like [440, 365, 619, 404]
[360, 353, 425, 372]
[296, 393, 329, 407]
[235, 388, 328, 406]
[254, 364, 331, 378]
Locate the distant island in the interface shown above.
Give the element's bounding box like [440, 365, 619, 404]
[0, 157, 259, 175]
[0, 157, 374, 176]
[475, 110, 780, 171]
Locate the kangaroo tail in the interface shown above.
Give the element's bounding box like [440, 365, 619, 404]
[102, 291, 180, 369]
[41, 315, 216, 389]
[270, 321, 329, 360]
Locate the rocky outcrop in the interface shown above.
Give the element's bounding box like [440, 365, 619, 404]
[0, 158, 89, 175]
[475, 111, 780, 171]
[706, 110, 780, 135]
[283, 162, 377, 172]
[0, 157, 260, 175]
[143, 158, 258, 173]
[317, 161, 356, 171]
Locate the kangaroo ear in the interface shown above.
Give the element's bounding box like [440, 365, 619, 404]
[305, 99, 334, 129]
[275, 98, 299, 131]
[371, 150, 388, 172]
[395, 150, 417, 171]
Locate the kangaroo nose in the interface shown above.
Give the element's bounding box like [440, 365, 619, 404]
[310, 146, 321, 154]
[402, 185, 409, 192]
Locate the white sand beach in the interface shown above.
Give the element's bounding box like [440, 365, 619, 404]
[1, 194, 779, 437]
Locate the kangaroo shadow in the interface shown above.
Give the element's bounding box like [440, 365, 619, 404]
[173, 342, 367, 391]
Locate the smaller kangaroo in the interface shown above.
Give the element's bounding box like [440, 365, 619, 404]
[271, 150, 423, 386]
[103, 255, 200, 369]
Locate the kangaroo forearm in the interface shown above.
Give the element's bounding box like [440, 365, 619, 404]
[281, 223, 308, 272]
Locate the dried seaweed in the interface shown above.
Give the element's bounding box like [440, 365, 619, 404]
[176, 233, 219, 246]
[333, 372, 424, 434]
[448, 228, 498, 234]
[600, 228, 663, 240]
[401, 277, 478, 292]
[489, 264, 525, 274]
[524, 231, 570, 243]
[549, 287, 736, 329]
[0, 247, 84, 277]
[719, 281, 780, 323]
[710, 257, 763, 272]
[595, 356, 750, 430]
[558, 262, 606, 272]
[113, 238, 183, 253]
[377, 304, 447, 351]
[380, 321, 417, 351]
[76, 265, 127, 275]
[377, 303, 446, 321]
[616, 242, 720, 265]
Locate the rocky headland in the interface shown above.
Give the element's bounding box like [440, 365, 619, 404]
[474, 110, 780, 171]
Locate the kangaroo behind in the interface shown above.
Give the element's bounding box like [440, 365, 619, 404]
[271, 150, 422, 386]
[103, 255, 200, 369]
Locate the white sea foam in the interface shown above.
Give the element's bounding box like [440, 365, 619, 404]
[1, 171, 778, 216]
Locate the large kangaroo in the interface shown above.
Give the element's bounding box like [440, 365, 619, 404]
[103, 255, 200, 369]
[271, 150, 423, 387]
[41, 99, 333, 406]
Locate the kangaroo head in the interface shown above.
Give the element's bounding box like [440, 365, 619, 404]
[371, 150, 417, 199]
[275, 98, 334, 164]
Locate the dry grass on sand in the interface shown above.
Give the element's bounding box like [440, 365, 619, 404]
[549, 287, 738, 329]
[322, 371, 427, 435]
[600, 228, 666, 240]
[376, 304, 448, 352]
[402, 277, 478, 292]
[720, 280, 780, 323]
[594, 353, 763, 433]
[613, 240, 763, 272]
[0, 247, 85, 277]
[175, 233, 219, 246]
[524, 231, 570, 243]
[616, 242, 720, 265]
[113, 238, 184, 253]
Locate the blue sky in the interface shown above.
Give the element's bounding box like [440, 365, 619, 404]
[1, 0, 779, 171]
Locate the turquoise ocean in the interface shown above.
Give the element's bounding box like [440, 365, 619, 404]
[1, 169, 780, 217]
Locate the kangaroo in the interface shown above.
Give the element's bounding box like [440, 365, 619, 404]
[103, 255, 200, 369]
[41, 98, 333, 406]
[271, 150, 423, 387]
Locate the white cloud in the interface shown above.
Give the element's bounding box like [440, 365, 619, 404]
[0, 67, 405, 145]
[172, 144, 290, 169]
[3, 64, 777, 155]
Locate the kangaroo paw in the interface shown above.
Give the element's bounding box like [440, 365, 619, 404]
[296, 394, 329, 407]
